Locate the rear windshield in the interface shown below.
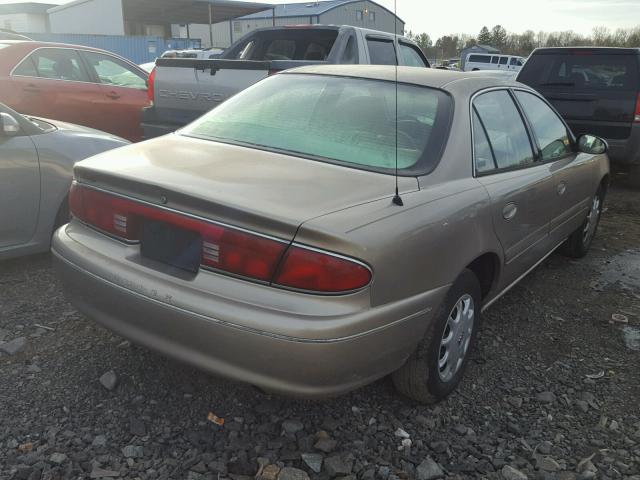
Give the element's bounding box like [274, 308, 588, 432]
[227, 30, 339, 61]
[519, 52, 640, 91]
[182, 74, 452, 175]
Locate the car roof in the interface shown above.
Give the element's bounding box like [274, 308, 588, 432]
[282, 64, 521, 92]
[531, 47, 640, 55]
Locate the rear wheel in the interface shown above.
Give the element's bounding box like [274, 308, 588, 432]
[562, 186, 603, 258]
[392, 269, 481, 403]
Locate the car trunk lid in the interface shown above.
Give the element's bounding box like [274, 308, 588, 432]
[73, 134, 419, 242]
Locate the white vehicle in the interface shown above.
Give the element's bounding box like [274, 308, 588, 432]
[464, 53, 525, 72]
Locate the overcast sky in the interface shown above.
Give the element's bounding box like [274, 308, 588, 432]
[5, 0, 640, 39]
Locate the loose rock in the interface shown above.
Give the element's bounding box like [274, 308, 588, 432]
[99, 370, 118, 391]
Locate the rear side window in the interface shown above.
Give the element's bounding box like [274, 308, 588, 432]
[14, 48, 89, 82]
[398, 42, 427, 67]
[469, 55, 490, 63]
[367, 38, 397, 65]
[515, 91, 573, 161]
[473, 90, 535, 171]
[499, 57, 508, 65]
[491, 56, 499, 64]
[472, 109, 496, 173]
[183, 74, 452, 174]
[519, 52, 640, 91]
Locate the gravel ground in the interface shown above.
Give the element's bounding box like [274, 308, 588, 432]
[1, 181, 639, 480]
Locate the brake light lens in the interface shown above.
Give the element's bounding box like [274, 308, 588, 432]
[147, 66, 156, 104]
[69, 183, 372, 293]
[274, 246, 371, 293]
[635, 93, 640, 123]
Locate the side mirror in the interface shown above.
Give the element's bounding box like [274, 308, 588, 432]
[0, 112, 21, 136]
[577, 134, 607, 155]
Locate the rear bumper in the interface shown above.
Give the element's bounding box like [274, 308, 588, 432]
[51, 222, 447, 397]
[605, 125, 640, 166]
[141, 107, 183, 140]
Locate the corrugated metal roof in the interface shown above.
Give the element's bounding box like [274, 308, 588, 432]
[0, 2, 57, 15]
[239, 0, 403, 22]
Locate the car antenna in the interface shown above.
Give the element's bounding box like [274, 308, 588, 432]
[392, 0, 403, 207]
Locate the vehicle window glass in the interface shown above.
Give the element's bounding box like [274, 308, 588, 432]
[473, 90, 535, 170]
[510, 58, 518, 65]
[518, 53, 640, 91]
[183, 74, 452, 174]
[265, 39, 296, 60]
[367, 38, 396, 65]
[24, 48, 89, 82]
[516, 59, 523, 66]
[398, 42, 427, 67]
[515, 91, 572, 161]
[499, 57, 508, 65]
[237, 40, 256, 59]
[82, 51, 146, 89]
[340, 36, 358, 64]
[469, 55, 490, 63]
[13, 55, 38, 76]
[491, 56, 499, 64]
[473, 109, 496, 173]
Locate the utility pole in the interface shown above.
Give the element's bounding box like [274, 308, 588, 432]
[208, 3, 213, 47]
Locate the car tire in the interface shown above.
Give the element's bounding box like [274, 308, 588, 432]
[392, 269, 482, 404]
[561, 186, 603, 258]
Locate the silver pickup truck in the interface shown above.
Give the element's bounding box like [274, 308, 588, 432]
[142, 25, 430, 139]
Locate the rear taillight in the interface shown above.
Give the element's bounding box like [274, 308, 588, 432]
[274, 246, 371, 293]
[69, 183, 371, 293]
[147, 67, 156, 104]
[635, 93, 640, 123]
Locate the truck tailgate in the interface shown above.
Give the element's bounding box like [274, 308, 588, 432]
[152, 58, 271, 127]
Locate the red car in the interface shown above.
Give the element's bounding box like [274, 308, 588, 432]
[0, 41, 149, 142]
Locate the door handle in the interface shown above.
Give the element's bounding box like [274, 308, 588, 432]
[557, 182, 567, 196]
[106, 91, 120, 100]
[503, 202, 518, 220]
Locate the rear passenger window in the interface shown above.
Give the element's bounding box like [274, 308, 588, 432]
[473, 109, 496, 173]
[515, 91, 573, 161]
[473, 90, 535, 171]
[13, 55, 38, 76]
[15, 48, 89, 82]
[367, 38, 396, 65]
[491, 56, 499, 64]
[499, 57, 508, 65]
[398, 42, 427, 67]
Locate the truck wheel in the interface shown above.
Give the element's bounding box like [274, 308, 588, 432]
[392, 269, 481, 403]
[561, 186, 603, 258]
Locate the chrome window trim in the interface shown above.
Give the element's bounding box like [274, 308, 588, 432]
[10, 45, 146, 89]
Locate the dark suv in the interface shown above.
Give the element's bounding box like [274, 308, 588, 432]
[518, 48, 640, 180]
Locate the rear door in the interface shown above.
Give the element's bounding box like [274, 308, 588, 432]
[10, 47, 101, 125]
[473, 89, 556, 285]
[518, 50, 639, 141]
[79, 50, 148, 141]
[0, 111, 40, 249]
[513, 89, 594, 242]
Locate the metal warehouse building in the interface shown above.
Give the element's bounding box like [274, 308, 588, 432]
[177, 0, 406, 48]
